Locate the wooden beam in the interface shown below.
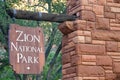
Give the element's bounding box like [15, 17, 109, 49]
[6, 9, 76, 23]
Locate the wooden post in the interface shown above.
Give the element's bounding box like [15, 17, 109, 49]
[6, 9, 76, 23]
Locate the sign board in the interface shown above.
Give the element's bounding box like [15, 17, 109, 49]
[9, 24, 45, 74]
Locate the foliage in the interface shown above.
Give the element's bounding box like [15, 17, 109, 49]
[0, 0, 66, 80]
[42, 52, 62, 80]
[0, 66, 15, 80]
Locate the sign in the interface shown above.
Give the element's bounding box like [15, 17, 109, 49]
[9, 24, 45, 74]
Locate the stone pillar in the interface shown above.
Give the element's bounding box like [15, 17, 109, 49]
[58, 0, 120, 80]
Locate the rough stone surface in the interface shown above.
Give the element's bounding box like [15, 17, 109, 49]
[74, 20, 87, 30]
[106, 41, 118, 52]
[77, 65, 105, 77]
[80, 10, 96, 22]
[104, 12, 116, 19]
[71, 55, 81, 66]
[58, 21, 74, 35]
[96, 18, 110, 30]
[92, 30, 120, 41]
[93, 5, 104, 15]
[96, 56, 112, 66]
[82, 55, 96, 62]
[58, 0, 120, 80]
[77, 44, 105, 55]
[62, 53, 71, 64]
[116, 14, 120, 23]
[113, 62, 120, 73]
[86, 21, 96, 30]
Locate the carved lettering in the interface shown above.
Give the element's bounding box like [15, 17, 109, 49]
[10, 42, 43, 53]
[16, 30, 40, 42]
[17, 53, 39, 63]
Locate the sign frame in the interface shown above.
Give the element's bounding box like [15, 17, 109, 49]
[9, 24, 45, 74]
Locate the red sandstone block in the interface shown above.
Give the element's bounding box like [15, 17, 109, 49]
[74, 20, 87, 30]
[103, 66, 112, 70]
[62, 63, 71, 69]
[70, 51, 76, 56]
[93, 5, 104, 15]
[118, 42, 120, 48]
[82, 55, 96, 62]
[63, 73, 76, 79]
[82, 62, 96, 65]
[84, 5, 93, 10]
[110, 23, 120, 27]
[72, 36, 85, 44]
[62, 46, 75, 54]
[92, 40, 105, 45]
[110, 27, 120, 30]
[106, 41, 118, 52]
[68, 30, 83, 38]
[68, 30, 91, 37]
[80, 10, 96, 22]
[81, 0, 89, 5]
[96, 17, 110, 30]
[68, 5, 85, 15]
[86, 21, 96, 30]
[107, 2, 120, 7]
[63, 78, 74, 80]
[92, 30, 120, 41]
[110, 55, 120, 62]
[77, 44, 105, 55]
[88, 0, 97, 4]
[68, 42, 75, 47]
[62, 53, 71, 64]
[99, 77, 105, 80]
[114, 0, 120, 3]
[85, 37, 92, 44]
[105, 70, 113, 73]
[116, 14, 120, 23]
[98, 0, 106, 5]
[110, 19, 117, 23]
[58, 21, 75, 35]
[96, 15, 104, 17]
[62, 69, 67, 75]
[62, 42, 75, 51]
[70, 33, 91, 44]
[105, 73, 117, 80]
[118, 48, 120, 52]
[96, 56, 112, 66]
[77, 65, 105, 77]
[71, 55, 81, 66]
[66, 67, 77, 74]
[104, 12, 115, 19]
[111, 7, 120, 13]
[104, 6, 111, 12]
[74, 77, 82, 80]
[106, 0, 114, 3]
[83, 31, 91, 36]
[113, 62, 120, 73]
[113, 58, 120, 62]
[68, 30, 91, 38]
[83, 77, 99, 80]
[62, 35, 68, 47]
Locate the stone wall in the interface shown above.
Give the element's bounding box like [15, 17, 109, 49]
[58, 0, 120, 80]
